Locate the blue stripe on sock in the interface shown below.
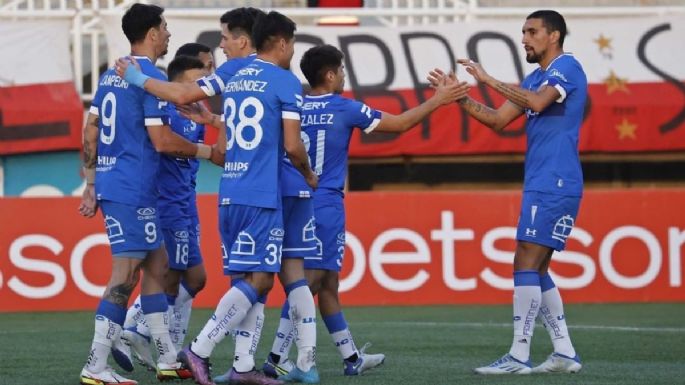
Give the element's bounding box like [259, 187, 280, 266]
[539, 272, 556, 292]
[281, 301, 290, 319]
[284, 279, 307, 296]
[513, 270, 541, 287]
[140, 293, 168, 314]
[181, 279, 198, 298]
[96, 299, 126, 325]
[233, 279, 258, 304]
[323, 312, 348, 333]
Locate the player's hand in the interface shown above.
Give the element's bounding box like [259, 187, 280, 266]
[209, 143, 225, 167]
[457, 59, 490, 83]
[178, 103, 214, 125]
[305, 171, 318, 190]
[433, 75, 470, 105]
[115, 56, 138, 78]
[78, 184, 99, 218]
[115, 56, 149, 87]
[427, 68, 458, 88]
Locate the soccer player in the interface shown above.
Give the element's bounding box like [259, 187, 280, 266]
[116, 48, 214, 372]
[175, 11, 318, 385]
[261, 44, 470, 378]
[77, 4, 216, 385]
[429, 9, 586, 375]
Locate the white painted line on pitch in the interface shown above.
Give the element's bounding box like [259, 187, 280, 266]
[361, 321, 685, 333]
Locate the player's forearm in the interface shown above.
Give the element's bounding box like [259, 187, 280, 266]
[285, 141, 315, 179]
[484, 76, 538, 110]
[458, 97, 505, 131]
[155, 130, 211, 159]
[82, 119, 99, 169]
[145, 79, 204, 105]
[398, 97, 442, 131]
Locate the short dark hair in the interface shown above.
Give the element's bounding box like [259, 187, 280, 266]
[167, 55, 205, 82]
[220, 7, 265, 37]
[527, 10, 567, 47]
[175, 43, 211, 58]
[300, 45, 344, 88]
[252, 11, 297, 53]
[121, 3, 164, 44]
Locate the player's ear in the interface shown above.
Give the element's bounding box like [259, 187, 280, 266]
[550, 30, 560, 45]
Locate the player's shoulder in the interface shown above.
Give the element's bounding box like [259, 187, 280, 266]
[217, 56, 255, 79]
[136, 56, 167, 80]
[550, 54, 585, 75]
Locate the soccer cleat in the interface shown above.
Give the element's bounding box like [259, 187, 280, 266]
[262, 356, 295, 378]
[213, 367, 285, 385]
[474, 353, 532, 375]
[277, 366, 319, 384]
[156, 361, 194, 381]
[111, 337, 134, 372]
[344, 342, 385, 376]
[177, 346, 215, 385]
[122, 328, 155, 370]
[532, 352, 582, 373]
[80, 366, 138, 385]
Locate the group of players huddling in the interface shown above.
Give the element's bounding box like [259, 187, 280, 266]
[79, 3, 585, 385]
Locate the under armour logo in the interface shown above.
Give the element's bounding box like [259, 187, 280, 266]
[525, 228, 537, 237]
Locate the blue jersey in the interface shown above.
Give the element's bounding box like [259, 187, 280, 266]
[219, 59, 303, 209]
[298, 93, 381, 196]
[188, 121, 205, 224]
[196, 54, 257, 97]
[90, 56, 169, 206]
[158, 104, 205, 227]
[521, 54, 587, 197]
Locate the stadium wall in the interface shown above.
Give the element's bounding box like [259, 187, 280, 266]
[1, 189, 683, 312]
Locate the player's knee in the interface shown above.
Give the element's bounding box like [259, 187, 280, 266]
[249, 273, 275, 295]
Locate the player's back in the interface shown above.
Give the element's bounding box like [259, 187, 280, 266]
[299, 93, 380, 196]
[219, 58, 303, 209]
[92, 56, 168, 207]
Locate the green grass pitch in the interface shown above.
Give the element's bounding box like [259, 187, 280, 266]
[1, 304, 684, 385]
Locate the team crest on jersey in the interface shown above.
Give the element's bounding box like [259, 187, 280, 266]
[174, 230, 189, 240]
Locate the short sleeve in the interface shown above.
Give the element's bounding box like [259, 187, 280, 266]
[279, 72, 303, 121]
[196, 73, 226, 97]
[346, 99, 382, 133]
[543, 56, 579, 104]
[89, 79, 105, 115]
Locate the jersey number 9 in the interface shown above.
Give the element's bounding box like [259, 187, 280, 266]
[100, 92, 117, 145]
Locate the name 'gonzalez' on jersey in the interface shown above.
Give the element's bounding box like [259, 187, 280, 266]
[521, 53, 587, 197]
[297, 93, 381, 195]
[218, 58, 303, 209]
[90, 56, 170, 207]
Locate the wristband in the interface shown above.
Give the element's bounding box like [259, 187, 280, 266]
[83, 167, 96, 184]
[195, 144, 212, 159]
[123, 63, 150, 88]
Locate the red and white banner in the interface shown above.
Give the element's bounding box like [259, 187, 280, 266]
[0, 20, 83, 155]
[99, 14, 685, 155]
[1, 189, 683, 312]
